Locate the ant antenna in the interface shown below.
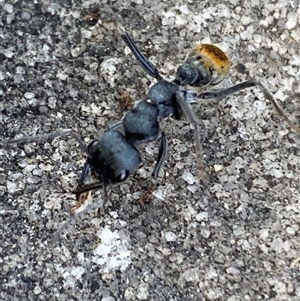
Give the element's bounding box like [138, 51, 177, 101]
[7, 129, 88, 154]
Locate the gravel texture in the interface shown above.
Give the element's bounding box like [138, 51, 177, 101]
[1, 0, 300, 300]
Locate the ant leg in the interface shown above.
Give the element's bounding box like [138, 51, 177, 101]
[70, 190, 92, 215]
[176, 90, 206, 179]
[109, 120, 123, 130]
[140, 132, 167, 204]
[79, 161, 91, 186]
[7, 129, 88, 154]
[73, 182, 104, 200]
[121, 32, 163, 80]
[55, 178, 109, 240]
[53, 194, 106, 241]
[151, 131, 168, 178]
[102, 180, 109, 204]
[199, 79, 300, 134]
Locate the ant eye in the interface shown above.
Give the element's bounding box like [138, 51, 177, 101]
[115, 170, 129, 182]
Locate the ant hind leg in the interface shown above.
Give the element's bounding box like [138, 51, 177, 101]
[199, 79, 300, 134]
[121, 32, 163, 81]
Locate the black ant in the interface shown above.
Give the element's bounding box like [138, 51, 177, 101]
[6, 32, 300, 219]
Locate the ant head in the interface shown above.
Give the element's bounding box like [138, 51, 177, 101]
[85, 139, 127, 183]
[85, 131, 141, 185]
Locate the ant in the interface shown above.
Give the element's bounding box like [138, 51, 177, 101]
[119, 32, 299, 176]
[6, 32, 300, 218]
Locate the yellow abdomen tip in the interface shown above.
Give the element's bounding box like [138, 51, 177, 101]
[192, 44, 231, 76]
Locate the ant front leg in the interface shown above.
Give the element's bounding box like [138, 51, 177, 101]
[121, 32, 163, 81]
[199, 79, 300, 134]
[56, 176, 110, 240]
[54, 192, 106, 241]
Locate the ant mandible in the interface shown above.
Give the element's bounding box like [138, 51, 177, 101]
[7, 32, 300, 216]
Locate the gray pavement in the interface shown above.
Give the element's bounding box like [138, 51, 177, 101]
[1, 0, 300, 300]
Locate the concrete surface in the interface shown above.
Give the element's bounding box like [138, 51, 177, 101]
[1, 0, 300, 300]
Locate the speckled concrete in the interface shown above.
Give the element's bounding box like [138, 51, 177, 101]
[1, 0, 300, 300]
